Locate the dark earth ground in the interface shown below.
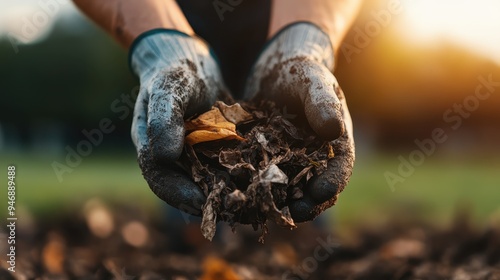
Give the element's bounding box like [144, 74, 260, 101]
[1, 201, 500, 280]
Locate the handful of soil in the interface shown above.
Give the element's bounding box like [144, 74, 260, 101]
[181, 101, 337, 242]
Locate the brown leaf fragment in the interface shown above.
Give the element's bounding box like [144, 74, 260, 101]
[201, 180, 225, 241]
[219, 150, 255, 175]
[255, 132, 281, 154]
[185, 107, 245, 145]
[290, 165, 313, 186]
[225, 189, 247, 208]
[269, 149, 293, 166]
[185, 145, 212, 195]
[198, 148, 220, 159]
[185, 107, 230, 131]
[185, 129, 245, 146]
[258, 164, 288, 185]
[218, 149, 240, 166]
[315, 159, 328, 175]
[306, 169, 314, 181]
[279, 207, 295, 227]
[291, 148, 309, 165]
[260, 181, 296, 230]
[215, 101, 253, 124]
[252, 110, 267, 119]
[272, 116, 303, 140]
[267, 206, 296, 228]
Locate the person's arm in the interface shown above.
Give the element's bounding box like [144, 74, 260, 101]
[269, 0, 362, 53]
[72, 0, 194, 48]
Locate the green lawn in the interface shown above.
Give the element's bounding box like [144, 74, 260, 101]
[2, 152, 155, 218]
[2, 152, 499, 229]
[335, 155, 500, 229]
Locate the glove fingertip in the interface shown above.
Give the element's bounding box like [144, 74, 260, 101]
[289, 197, 320, 223]
[138, 151, 206, 216]
[168, 179, 206, 216]
[308, 175, 340, 204]
[148, 118, 185, 162]
[305, 100, 344, 141]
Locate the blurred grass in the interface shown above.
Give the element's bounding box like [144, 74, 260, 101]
[335, 154, 500, 229]
[1, 152, 499, 229]
[1, 152, 156, 218]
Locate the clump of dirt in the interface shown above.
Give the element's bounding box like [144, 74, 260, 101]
[181, 101, 335, 241]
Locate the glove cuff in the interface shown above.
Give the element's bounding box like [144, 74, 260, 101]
[244, 22, 335, 100]
[258, 22, 335, 71]
[128, 29, 219, 80]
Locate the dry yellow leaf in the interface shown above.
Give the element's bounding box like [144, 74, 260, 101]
[185, 107, 246, 145]
[185, 107, 234, 132]
[185, 128, 245, 146]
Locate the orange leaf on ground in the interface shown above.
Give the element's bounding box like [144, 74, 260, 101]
[201, 256, 240, 280]
[42, 233, 65, 274]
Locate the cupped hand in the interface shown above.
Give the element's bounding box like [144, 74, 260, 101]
[245, 23, 355, 222]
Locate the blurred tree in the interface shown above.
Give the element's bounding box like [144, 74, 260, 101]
[0, 16, 137, 149]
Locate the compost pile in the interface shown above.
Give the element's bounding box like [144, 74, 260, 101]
[2, 202, 500, 280]
[181, 101, 336, 241]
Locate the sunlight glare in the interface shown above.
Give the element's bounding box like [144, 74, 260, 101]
[400, 0, 500, 63]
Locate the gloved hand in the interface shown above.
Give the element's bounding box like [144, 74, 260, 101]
[244, 22, 355, 222]
[130, 29, 228, 215]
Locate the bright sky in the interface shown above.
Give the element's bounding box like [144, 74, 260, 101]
[400, 0, 500, 64]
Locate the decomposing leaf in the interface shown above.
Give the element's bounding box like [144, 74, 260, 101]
[185, 145, 212, 195]
[185, 107, 246, 146]
[255, 132, 280, 154]
[201, 180, 225, 241]
[290, 165, 313, 186]
[219, 150, 255, 175]
[272, 116, 303, 140]
[185, 107, 232, 131]
[215, 101, 253, 124]
[258, 164, 288, 185]
[225, 189, 247, 208]
[252, 179, 296, 235]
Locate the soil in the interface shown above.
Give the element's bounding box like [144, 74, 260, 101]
[1, 203, 499, 280]
[180, 101, 340, 241]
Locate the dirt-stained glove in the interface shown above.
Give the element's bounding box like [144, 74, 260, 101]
[244, 22, 355, 222]
[130, 29, 228, 214]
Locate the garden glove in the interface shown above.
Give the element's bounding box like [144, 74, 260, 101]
[244, 22, 355, 222]
[130, 29, 228, 215]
